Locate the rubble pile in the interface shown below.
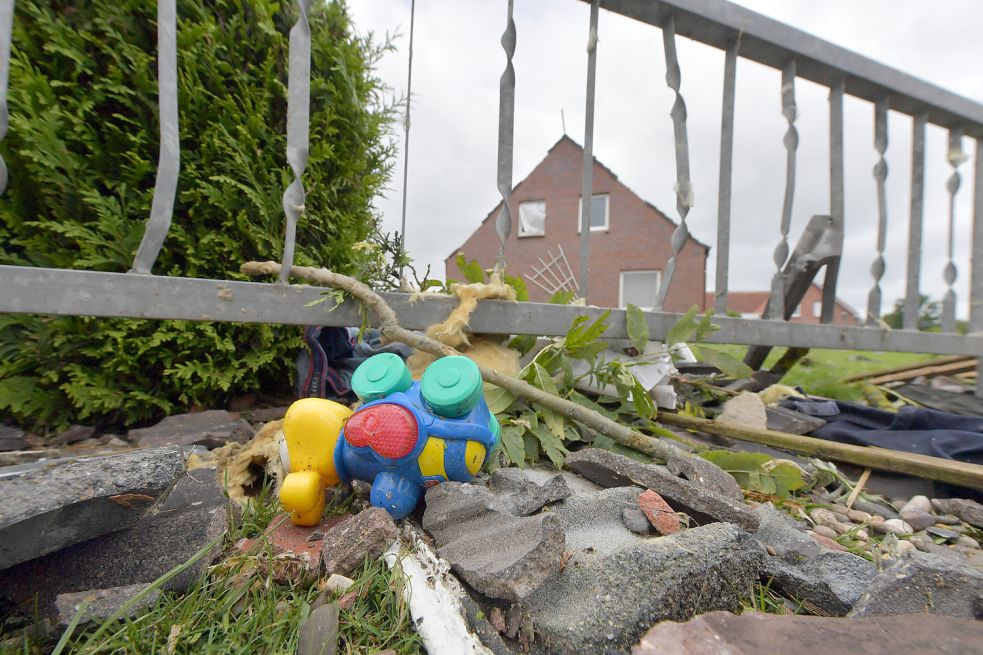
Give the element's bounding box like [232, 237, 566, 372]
[2, 398, 983, 654]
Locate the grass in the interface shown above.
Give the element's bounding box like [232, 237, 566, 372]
[739, 578, 807, 615]
[3, 485, 423, 655]
[709, 346, 935, 401]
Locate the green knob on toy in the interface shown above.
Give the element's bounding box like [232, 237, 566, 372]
[420, 356, 482, 418]
[351, 353, 412, 401]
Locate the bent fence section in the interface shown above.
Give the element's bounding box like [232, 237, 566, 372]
[1, 0, 982, 388]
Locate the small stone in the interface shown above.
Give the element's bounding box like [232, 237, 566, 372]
[716, 392, 768, 430]
[53, 584, 160, 629]
[621, 508, 652, 535]
[812, 525, 838, 540]
[926, 526, 962, 541]
[128, 410, 254, 450]
[931, 498, 983, 529]
[894, 540, 916, 556]
[337, 591, 357, 610]
[807, 531, 847, 552]
[297, 602, 339, 655]
[831, 521, 854, 536]
[809, 508, 838, 529]
[321, 508, 398, 578]
[847, 509, 871, 523]
[53, 424, 96, 446]
[0, 424, 28, 452]
[766, 545, 777, 557]
[936, 514, 961, 525]
[900, 510, 936, 532]
[900, 495, 933, 515]
[956, 535, 980, 550]
[831, 511, 851, 524]
[638, 490, 681, 536]
[829, 503, 851, 515]
[908, 535, 934, 553]
[872, 519, 912, 536]
[869, 515, 885, 524]
[322, 574, 355, 594]
[852, 499, 900, 521]
[855, 529, 869, 542]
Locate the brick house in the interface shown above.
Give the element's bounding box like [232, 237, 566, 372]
[706, 283, 861, 326]
[445, 136, 709, 311]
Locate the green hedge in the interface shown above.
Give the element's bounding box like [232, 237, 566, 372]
[0, 0, 395, 431]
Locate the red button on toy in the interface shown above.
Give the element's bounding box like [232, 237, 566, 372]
[344, 404, 418, 460]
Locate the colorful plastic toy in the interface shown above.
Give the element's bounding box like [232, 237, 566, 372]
[279, 353, 500, 524]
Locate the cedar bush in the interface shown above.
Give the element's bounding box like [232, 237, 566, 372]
[0, 0, 396, 432]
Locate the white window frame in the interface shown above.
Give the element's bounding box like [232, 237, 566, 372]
[790, 305, 801, 319]
[577, 194, 609, 233]
[618, 270, 661, 311]
[812, 301, 822, 318]
[517, 199, 546, 238]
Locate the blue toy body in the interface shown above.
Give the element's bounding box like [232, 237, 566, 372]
[334, 355, 500, 518]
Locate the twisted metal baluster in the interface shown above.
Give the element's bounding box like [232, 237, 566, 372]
[767, 60, 797, 319]
[867, 98, 889, 325]
[278, 0, 312, 284]
[942, 128, 966, 332]
[397, 0, 416, 279]
[654, 15, 692, 311]
[904, 113, 927, 329]
[714, 38, 738, 315]
[0, 0, 12, 196]
[493, 0, 516, 276]
[822, 79, 845, 324]
[577, 0, 599, 297]
[131, 0, 179, 274]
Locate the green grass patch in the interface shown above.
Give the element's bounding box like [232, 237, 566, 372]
[708, 346, 935, 401]
[7, 487, 423, 655]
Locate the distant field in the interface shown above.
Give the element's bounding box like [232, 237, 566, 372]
[709, 346, 937, 401]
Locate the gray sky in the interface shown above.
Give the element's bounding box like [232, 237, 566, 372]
[348, 0, 983, 320]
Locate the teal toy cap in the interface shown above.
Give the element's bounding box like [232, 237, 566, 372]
[351, 353, 412, 401]
[420, 356, 483, 418]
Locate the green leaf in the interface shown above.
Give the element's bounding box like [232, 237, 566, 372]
[592, 434, 652, 463]
[531, 424, 569, 469]
[694, 308, 720, 342]
[455, 254, 487, 284]
[504, 274, 529, 301]
[666, 305, 700, 346]
[548, 290, 576, 305]
[507, 334, 537, 357]
[625, 303, 649, 353]
[500, 426, 526, 467]
[528, 363, 560, 396]
[486, 386, 516, 415]
[763, 461, 808, 496]
[693, 345, 754, 379]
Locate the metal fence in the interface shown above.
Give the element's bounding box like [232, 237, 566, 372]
[1, 1, 982, 386]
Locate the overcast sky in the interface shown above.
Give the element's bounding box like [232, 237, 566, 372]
[348, 0, 983, 320]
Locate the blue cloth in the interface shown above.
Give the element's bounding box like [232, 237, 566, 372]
[782, 399, 983, 465]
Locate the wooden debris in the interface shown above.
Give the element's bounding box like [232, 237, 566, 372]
[658, 412, 983, 491]
[842, 355, 975, 384]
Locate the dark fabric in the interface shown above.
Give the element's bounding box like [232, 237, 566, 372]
[782, 399, 983, 465]
[295, 326, 413, 400]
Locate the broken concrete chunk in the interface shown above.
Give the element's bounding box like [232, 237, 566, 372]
[0, 465, 228, 615]
[931, 498, 983, 529]
[754, 504, 876, 615]
[848, 551, 983, 619]
[716, 392, 768, 429]
[321, 507, 398, 577]
[128, 410, 254, 449]
[487, 467, 571, 515]
[297, 602, 340, 655]
[0, 425, 28, 452]
[666, 452, 743, 502]
[423, 482, 565, 602]
[523, 521, 763, 655]
[565, 448, 759, 532]
[53, 584, 160, 629]
[632, 611, 983, 655]
[764, 405, 826, 435]
[0, 446, 186, 569]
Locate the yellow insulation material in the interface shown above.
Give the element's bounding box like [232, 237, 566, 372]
[211, 419, 286, 505]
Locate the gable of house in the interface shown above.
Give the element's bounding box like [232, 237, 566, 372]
[445, 136, 709, 312]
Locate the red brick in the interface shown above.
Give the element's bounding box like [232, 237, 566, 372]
[638, 490, 681, 536]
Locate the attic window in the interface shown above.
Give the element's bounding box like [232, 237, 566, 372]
[518, 200, 546, 237]
[578, 194, 609, 232]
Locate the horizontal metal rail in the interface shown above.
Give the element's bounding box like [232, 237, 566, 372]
[2, 266, 980, 355]
[590, 0, 983, 137]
